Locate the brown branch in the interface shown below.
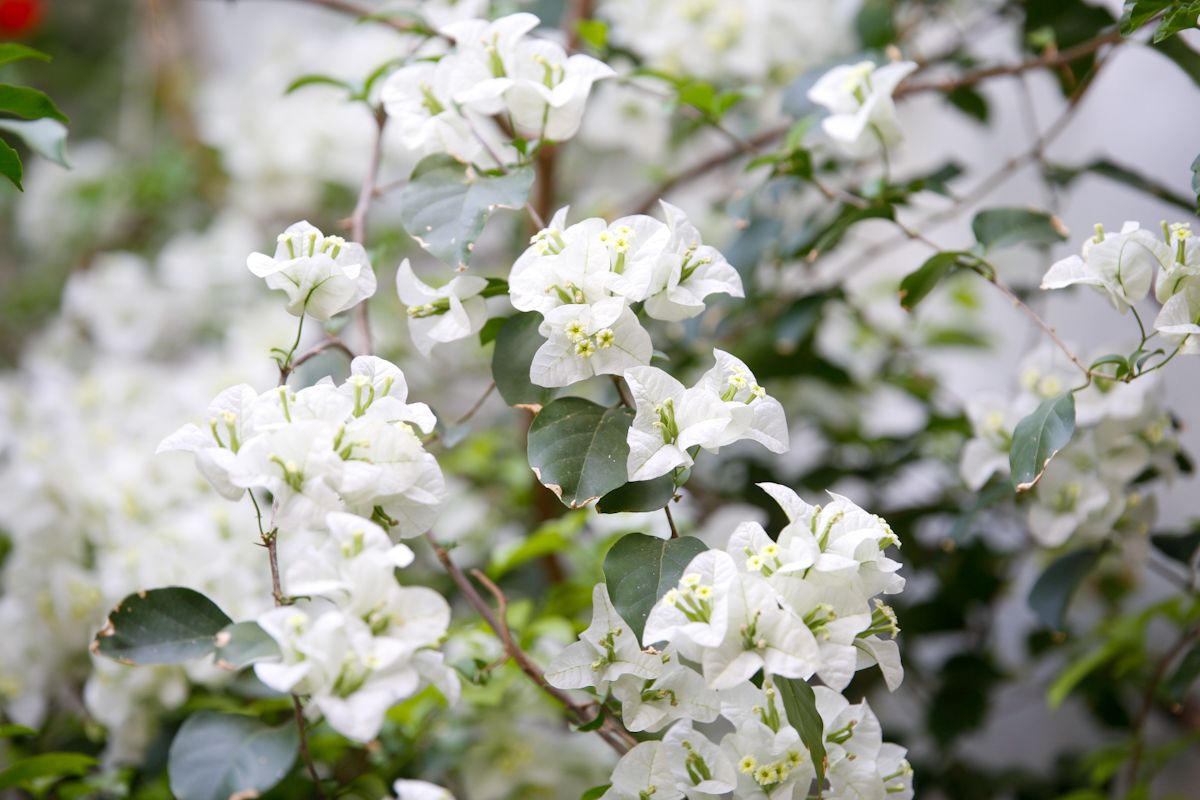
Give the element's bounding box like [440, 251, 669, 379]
[663, 504, 679, 540]
[268, 0, 424, 33]
[427, 533, 636, 754]
[348, 107, 388, 354]
[893, 27, 1124, 98]
[453, 381, 496, 426]
[280, 337, 356, 384]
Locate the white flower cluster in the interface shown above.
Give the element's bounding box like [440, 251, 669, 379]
[159, 356, 455, 740]
[160, 356, 443, 536]
[381, 12, 615, 167]
[599, 0, 858, 83]
[547, 484, 910, 800]
[961, 344, 1181, 548]
[1042, 221, 1200, 354]
[509, 201, 745, 387]
[254, 512, 457, 741]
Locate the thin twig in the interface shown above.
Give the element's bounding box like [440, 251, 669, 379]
[1121, 626, 1200, 796]
[453, 381, 497, 426]
[290, 694, 327, 796]
[426, 533, 636, 754]
[268, 0, 424, 33]
[349, 107, 388, 354]
[610, 375, 634, 408]
[280, 337, 356, 384]
[663, 504, 679, 540]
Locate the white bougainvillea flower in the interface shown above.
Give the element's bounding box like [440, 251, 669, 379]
[446, 13, 616, 141]
[232, 420, 345, 531]
[624, 365, 732, 481]
[720, 721, 813, 800]
[1027, 457, 1112, 547]
[530, 297, 652, 387]
[644, 549, 739, 653]
[611, 655, 720, 732]
[663, 720, 737, 795]
[246, 221, 376, 320]
[717, 680, 804, 754]
[959, 393, 1019, 491]
[392, 780, 456, 800]
[813, 687, 884, 766]
[611, 202, 744, 321]
[696, 349, 789, 453]
[600, 741, 682, 800]
[727, 520, 816, 577]
[545, 584, 663, 692]
[510, 210, 615, 315]
[396, 259, 489, 357]
[855, 632, 905, 691]
[1041, 222, 1169, 312]
[1153, 282, 1200, 355]
[807, 60, 917, 155]
[339, 356, 437, 434]
[1154, 222, 1200, 303]
[285, 513, 414, 614]
[156, 383, 259, 499]
[700, 573, 820, 690]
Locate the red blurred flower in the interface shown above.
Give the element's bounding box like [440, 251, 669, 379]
[0, 0, 42, 37]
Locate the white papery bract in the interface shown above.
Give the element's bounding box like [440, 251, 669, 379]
[545, 584, 662, 694]
[246, 221, 376, 320]
[808, 60, 917, 156]
[1041, 221, 1167, 312]
[624, 352, 788, 482]
[396, 259, 489, 357]
[531, 298, 652, 387]
[392, 780, 457, 800]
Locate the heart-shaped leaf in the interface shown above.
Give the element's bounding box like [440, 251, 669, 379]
[528, 397, 632, 508]
[603, 532, 708, 642]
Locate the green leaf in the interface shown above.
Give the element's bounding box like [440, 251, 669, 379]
[398, 154, 534, 269]
[603, 532, 708, 643]
[1154, 1, 1200, 41]
[972, 207, 1067, 250]
[1028, 547, 1102, 631]
[0, 753, 96, 790]
[0, 43, 50, 68]
[575, 19, 608, 50]
[527, 398, 633, 508]
[214, 621, 280, 671]
[1046, 158, 1197, 214]
[1089, 353, 1131, 380]
[1009, 393, 1076, 492]
[0, 724, 35, 739]
[581, 785, 612, 800]
[898, 251, 976, 311]
[1121, 0, 1174, 35]
[1151, 34, 1200, 89]
[1150, 529, 1200, 565]
[284, 73, 355, 95]
[0, 84, 68, 123]
[0, 137, 21, 190]
[1048, 638, 1123, 708]
[167, 712, 298, 800]
[776, 678, 827, 788]
[597, 476, 676, 514]
[478, 315, 507, 346]
[856, 0, 895, 48]
[93, 587, 233, 665]
[0, 117, 69, 167]
[489, 510, 588, 578]
[946, 85, 989, 123]
[1165, 642, 1200, 702]
[492, 311, 556, 409]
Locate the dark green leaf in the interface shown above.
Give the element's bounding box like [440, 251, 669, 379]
[214, 622, 280, 671]
[398, 154, 534, 269]
[284, 74, 354, 95]
[528, 398, 632, 507]
[478, 315, 508, 346]
[1009, 393, 1076, 492]
[0, 753, 96, 790]
[93, 587, 232, 665]
[1121, 0, 1173, 35]
[1154, 1, 1200, 41]
[1089, 353, 1131, 380]
[492, 311, 556, 409]
[946, 85, 989, 123]
[776, 678, 827, 788]
[1165, 642, 1200, 702]
[0, 137, 21, 190]
[573, 706, 606, 732]
[581, 785, 612, 800]
[597, 476, 676, 514]
[603, 532, 708, 642]
[0, 84, 68, 123]
[972, 207, 1067, 250]
[1046, 158, 1197, 214]
[856, 0, 895, 48]
[1150, 529, 1200, 565]
[1028, 547, 1102, 630]
[0, 43, 50, 68]
[1152, 34, 1200, 88]
[899, 251, 975, 311]
[927, 654, 1002, 744]
[168, 712, 298, 800]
